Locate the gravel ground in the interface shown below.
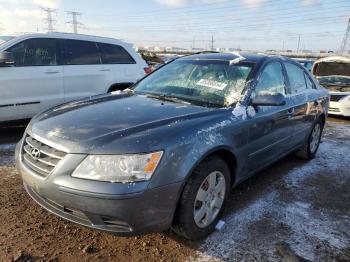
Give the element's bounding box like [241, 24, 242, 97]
[0, 117, 349, 262]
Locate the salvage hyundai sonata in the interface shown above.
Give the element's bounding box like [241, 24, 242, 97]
[16, 53, 329, 240]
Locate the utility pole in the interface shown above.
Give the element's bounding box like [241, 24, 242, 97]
[192, 36, 195, 50]
[297, 34, 301, 53]
[210, 35, 214, 51]
[282, 40, 285, 52]
[340, 17, 350, 55]
[66, 11, 83, 34]
[41, 7, 56, 32]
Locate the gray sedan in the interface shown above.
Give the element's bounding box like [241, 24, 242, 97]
[16, 53, 329, 240]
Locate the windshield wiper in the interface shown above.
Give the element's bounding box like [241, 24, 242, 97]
[145, 93, 222, 107]
[145, 94, 192, 105]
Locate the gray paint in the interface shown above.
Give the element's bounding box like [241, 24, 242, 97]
[17, 53, 329, 234]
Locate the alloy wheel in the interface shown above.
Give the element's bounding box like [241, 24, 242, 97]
[193, 171, 226, 228]
[310, 123, 321, 154]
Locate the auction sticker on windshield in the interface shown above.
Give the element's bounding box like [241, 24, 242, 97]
[197, 79, 228, 90]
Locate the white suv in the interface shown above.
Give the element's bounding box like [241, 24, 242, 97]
[0, 33, 149, 122]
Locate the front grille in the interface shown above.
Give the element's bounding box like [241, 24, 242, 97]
[22, 135, 66, 178]
[329, 107, 340, 112]
[330, 94, 347, 102]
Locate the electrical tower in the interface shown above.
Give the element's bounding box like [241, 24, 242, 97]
[340, 17, 350, 55]
[41, 7, 56, 32]
[66, 11, 83, 34]
[210, 35, 214, 51]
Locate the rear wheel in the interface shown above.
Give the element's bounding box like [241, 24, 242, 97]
[172, 156, 231, 240]
[295, 119, 323, 160]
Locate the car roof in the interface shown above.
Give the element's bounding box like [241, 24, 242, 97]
[179, 52, 283, 63]
[1, 32, 133, 49]
[292, 58, 315, 62]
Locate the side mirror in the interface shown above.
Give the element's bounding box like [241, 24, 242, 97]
[0, 52, 14, 67]
[251, 92, 286, 106]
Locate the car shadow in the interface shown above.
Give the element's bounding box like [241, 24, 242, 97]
[0, 120, 28, 144]
[327, 115, 350, 123]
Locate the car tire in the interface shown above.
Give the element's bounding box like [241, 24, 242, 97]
[295, 119, 323, 160]
[172, 156, 231, 240]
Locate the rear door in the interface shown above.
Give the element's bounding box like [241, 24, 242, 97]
[98, 42, 140, 86]
[0, 38, 64, 121]
[284, 62, 316, 148]
[62, 39, 112, 102]
[245, 61, 296, 173]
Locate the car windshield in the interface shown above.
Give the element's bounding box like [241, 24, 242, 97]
[318, 76, 350, 86]
[134, 59, 254, 107]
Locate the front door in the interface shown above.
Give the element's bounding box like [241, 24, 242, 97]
[0, 38, 64, 122]
[244, 61, 296, 173]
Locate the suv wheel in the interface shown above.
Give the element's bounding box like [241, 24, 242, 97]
[295, 119, 323, 160]
[172, 156, 231, 240]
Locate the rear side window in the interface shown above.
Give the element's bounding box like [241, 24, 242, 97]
[99, 43, 136, 64]
[255, 62, 286, 95]
[7, 38, 57, 66]
[64, 40, 101, 65]
[285, 63, 307, 94]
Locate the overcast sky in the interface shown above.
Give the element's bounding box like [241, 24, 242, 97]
[0, 0, 349, 51]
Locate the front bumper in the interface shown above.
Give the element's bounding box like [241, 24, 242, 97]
[329, 100, 350, 116]
[16, 141, 182, 235]
[329, 92, 350, 117]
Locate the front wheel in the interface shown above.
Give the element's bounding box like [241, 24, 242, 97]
[172, 156, 231, 240]
[295, 119, 323, 160]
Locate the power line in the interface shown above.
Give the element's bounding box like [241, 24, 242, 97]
[106, 16, 343, 33]
[101, 4, 349, 31]
[96, 0, 349, 19]
[66, 11, 83, 34]
[340, 17, 350, 54]
[41, 7, 56, 32]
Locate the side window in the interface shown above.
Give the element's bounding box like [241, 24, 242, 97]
[7, 38, 57, 66]
[7, 41, 25, 66]
[99, 43, 136, 64]
[304, 73, 314, 89]
[255, 62, 286, 95]
[285, 63, 307, 94]
[64, 40, 101, 65]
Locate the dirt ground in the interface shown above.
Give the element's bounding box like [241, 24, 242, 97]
[0, 117, 349, 262]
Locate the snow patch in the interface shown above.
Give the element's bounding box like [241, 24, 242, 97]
[228, 52, 246, 65]
[232, 103, 247, 120]
[193, 122, 350, 261]
[0, 143, 16, 151]
[197, 120, 231, 135]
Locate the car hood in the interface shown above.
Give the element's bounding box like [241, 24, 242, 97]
[27, 93, 219, 153]
[312, 56, 350, 77]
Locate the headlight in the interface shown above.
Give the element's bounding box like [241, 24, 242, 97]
[339, 95, 350, 103]
[72, 151, 163, 183]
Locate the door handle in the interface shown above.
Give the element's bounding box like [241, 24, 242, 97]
[99, 68, 111, 72]
[44, 70, 59, 74]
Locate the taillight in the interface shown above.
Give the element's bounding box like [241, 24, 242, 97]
[144, 66, 152, 74]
